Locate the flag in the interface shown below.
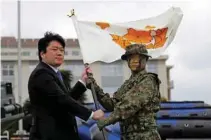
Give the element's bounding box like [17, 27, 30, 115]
[70, 7, 183, 64]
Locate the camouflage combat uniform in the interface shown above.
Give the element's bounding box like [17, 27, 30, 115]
[92, 44, 162, 140]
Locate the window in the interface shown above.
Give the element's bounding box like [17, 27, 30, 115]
[1, 52, 8, 56]
[146, 61, 158, 74]
[2, 64, 14, 76]
[1, 63, 15, 86]
[101, 61, 123, 76]
[101, 76, 123, 87]
[72, 50, 80, 56]
[1, 52, 18, 56]
[64, 61, 84, 85]
[100, 61, 124, 94]
[65, 51, 68, 55]
[21, 51, 30, 56]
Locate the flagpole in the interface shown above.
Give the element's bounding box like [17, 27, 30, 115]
[67, 10, 106, 140]
[17, 0, 23, 131]
[67, 9, 103, 113]
[84, 63, 101, 110]
[84, 65, 108, 140]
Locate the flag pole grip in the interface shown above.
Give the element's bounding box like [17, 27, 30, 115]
[84, 63, 100, 110]
[84, 63, 107, 140]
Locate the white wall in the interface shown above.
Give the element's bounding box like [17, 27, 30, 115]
[1, 47, 170, 103]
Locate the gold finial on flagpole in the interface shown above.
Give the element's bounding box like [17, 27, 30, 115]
[67, 9, 75, 17]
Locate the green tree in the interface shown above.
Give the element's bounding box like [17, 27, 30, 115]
[60, 69, 87, 103]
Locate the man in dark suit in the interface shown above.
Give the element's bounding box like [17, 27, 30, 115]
[28, 32, 104, 140]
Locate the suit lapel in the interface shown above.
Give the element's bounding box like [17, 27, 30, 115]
[39, 62, 69, 93]
[56, 71, 69, 93]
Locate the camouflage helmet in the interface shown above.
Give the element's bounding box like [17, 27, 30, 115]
[121, 44, 151, 60]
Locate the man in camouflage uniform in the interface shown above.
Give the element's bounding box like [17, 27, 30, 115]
[86, 44, 161, 140]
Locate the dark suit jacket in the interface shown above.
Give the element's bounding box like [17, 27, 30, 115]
[28, 62, 92, 140]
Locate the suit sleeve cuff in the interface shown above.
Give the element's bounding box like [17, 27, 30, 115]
[88, 111, 94, 120]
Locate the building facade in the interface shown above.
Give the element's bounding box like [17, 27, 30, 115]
[1, 37, 174, 104]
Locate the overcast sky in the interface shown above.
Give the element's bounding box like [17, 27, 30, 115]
[1, 0, 211, 104]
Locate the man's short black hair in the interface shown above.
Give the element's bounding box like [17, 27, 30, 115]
[38, 32, 66, 61]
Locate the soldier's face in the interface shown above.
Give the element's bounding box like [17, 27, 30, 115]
[128, 54, 141, 72]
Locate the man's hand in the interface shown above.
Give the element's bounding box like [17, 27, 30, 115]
[81, 66, 93, 84]
[92, 109, 104, 120]
[81, 66, 97, 89]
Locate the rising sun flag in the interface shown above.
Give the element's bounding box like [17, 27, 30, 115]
[68, 7, 183, 64]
